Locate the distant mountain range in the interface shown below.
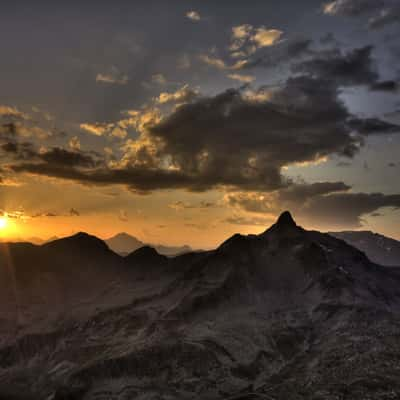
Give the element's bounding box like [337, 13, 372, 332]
[18, 229, 400, 266]
[1, 212, 400, 398]
[330, 230, 400, 267]
[105, 232, 192, 256]
[7, 232, 193, 257]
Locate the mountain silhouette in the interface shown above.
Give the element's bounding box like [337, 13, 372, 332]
[106, 232, 192, 256]
[1, 212, 400, 399]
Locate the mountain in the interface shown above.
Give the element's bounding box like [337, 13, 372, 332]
[0, 232, 134, 337]
[1, 212, 400, 399]
[330, 230, 400, 267]
[105, 232, 192, 256]
[105, 232, 145, 254]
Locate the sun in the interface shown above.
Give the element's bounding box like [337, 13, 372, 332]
[0, 216, 8, 230]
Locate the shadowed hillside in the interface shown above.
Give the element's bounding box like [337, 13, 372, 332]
[1, 212, 400, 399]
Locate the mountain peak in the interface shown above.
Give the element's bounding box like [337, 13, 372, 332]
[125, 245, 167, 265]
[44, 232, 110, 253]
[276, 211, 296, 227]
[261, 210, 300, 237]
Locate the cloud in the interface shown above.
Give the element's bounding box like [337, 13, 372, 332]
[232, 24, 253, 41]
[169, 200, 217, 211]
[30, 208, 80, 218]
[292, 46, 379, 87]
[229, 24, 283, 59]
[2, 141, 100, 168]
[0, 121, 52, 140]
[0, 105, 28, 120]
[69, 136, 81, 151]
[118, 209, 128, 221]
[1, 140, 36, 160]
[69, 208, 80, 216]
[37, 147, 99, 168]
[186, 10, 201, 21]
[320, 32, 338, 45]
[323, 0, 399, 30]
[243, 38, 314, 69]
[177, 54, 191, 69]
[228, 73, 255, 83]
[337, 161, 352, 167]
[5, 76, 399, 194]
[225, 182, 400, 228]
[80, 123, 111, 136]
[80, 119, 129, 139]
[369, 5, 400, 29]
[251, 27, 283, 48]
[151, 74, 167, 85]
[304, 192, 400, 227]
[323, 0, 384, 16]
[199, 54, 248, 70]
[370, 80, 399, 92]
[347, 117, 400, 135]
[225, 215, 274, 226]
[155, 85, 199, 104]
[110, 126, 127, 139]
[225, 182, 351, 212]
[96, 66, 128, 85]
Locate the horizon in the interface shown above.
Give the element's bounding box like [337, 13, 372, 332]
[0, 210, 398, 250]
[1, 1, 400, 248]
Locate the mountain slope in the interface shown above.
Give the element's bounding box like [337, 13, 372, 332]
[1, 212, 400, 399]
[330, 230, 400, 267]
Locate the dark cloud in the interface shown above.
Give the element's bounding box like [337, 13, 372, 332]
[0, 123, 17, 136]
[323, 0, 384, 17]
[225, 182, 400, 228]
[323, 0, 400, 30]
[292, 46, 379, 87]
[1, 140, 101, 168]
[225, 182, 351, 213]
[1, 141, 36, 160]
[9, 162, 202, 193]
[39, 147, 98, 168]
[369, 5, 400, 29]
[304, 192, 400, 227]
[6, 75, 399, 193]
[336, 161, 352, 167]
[320, 32, 338, 45]
[370, 80, 399, 92]
[32, 212, 59, 218]
[245, 38, 314, 69]
[348, 117, 400, 135]
[278, 181, 351, 203]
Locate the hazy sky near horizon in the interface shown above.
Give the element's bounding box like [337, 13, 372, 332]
[0, 0, 400, 247]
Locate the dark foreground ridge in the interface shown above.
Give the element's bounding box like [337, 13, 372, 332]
[1, 212, 400, 399]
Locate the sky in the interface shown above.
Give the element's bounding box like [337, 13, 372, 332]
[0, 0, 400, 248]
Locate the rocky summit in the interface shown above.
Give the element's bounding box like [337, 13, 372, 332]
[1, 212, 400, 399]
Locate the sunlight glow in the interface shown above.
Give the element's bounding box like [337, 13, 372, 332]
[0, 216, 7, 230]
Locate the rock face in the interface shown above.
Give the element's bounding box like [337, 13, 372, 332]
[1, 212, 400, 399]
[330, 230, 400, 267]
